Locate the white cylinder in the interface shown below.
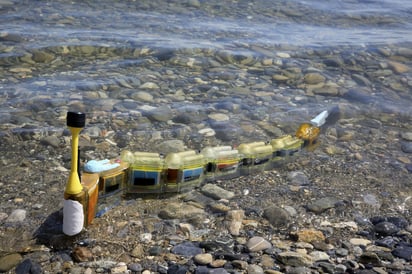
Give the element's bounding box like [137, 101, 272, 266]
[310, 110, 329, 127]
[63, 199, 84, 236]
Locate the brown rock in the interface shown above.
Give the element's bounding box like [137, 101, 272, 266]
[0, 253, 22, 272]
[210, 259, 226, 268]
[72, 246, 93, 262]
[277, 251, 313, 267]
[304, 73, 326, 85]
[292, 229, 325, 243]
[226, 210, 245, 236]
[194, 253, 213, 265]
[388, 61, 409, 74]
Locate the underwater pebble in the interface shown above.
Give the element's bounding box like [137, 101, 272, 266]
[1, 4, 412, 274]
[401, 142, 412, 153]
[198, 128, 216, 137]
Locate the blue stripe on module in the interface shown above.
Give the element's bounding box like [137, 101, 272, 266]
[133, 170, 160, 185]
[182, 167, 203, 182]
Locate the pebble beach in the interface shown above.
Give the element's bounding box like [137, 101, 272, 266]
[1, 0, 412, 273]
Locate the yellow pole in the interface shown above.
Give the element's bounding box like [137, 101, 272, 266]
[64, 111, 86, 195]
[65, 126, 83, 195]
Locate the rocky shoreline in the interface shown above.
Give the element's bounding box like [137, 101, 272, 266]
[1, 109, 412, 273]
[1, 4, 412, 273]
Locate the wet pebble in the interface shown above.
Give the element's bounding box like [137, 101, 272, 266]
[387, 61, 409, 74]
[0, 253, 22, 272]
[277, 251, 313, 267]
[262, 205, 291, 228]
[72, 246, 94, 262]
[194, 253, 213, 265]
[208, 113, 230, 122]
[303, 72, 325, 85]
[172, 241, 203, 257]
[158, 202, 205, 220]
[359, 251, 382, 267]
[40, 135, 61, 148]
[246, 236, 272, 252]
[392, 244, 412, 261]
[292, 229, 325, 243]
[306, 197, 340, 214]
[226, 209, 245, 236]
[350, 238, 372, 246]
[201, 183, 235, 200]
[401, 142, 412, 153]
[15, 258, 42, 274]
[401, 132, 412, 141]
[131, 91, 154, 102]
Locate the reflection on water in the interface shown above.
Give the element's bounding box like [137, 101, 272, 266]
[0, 0, 411, 138]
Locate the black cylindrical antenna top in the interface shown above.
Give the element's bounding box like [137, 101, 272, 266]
[67, 111, 86, 128]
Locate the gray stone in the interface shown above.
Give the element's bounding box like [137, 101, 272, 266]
[40, 135, 60, 148]
[351, 74, 372, 86]
[6, 209, 26, 223]
[147, 106, 174, 122]
[397, 47, 412, 58]
[158, 202, 205, 220]
[287, 171, 309, 186]
[226, 209, 245, 236]
[208, 113, 230, 122]
[306, 197, 339, 214]
[247, 264, 264, 274]
[401, 132, 412, 141]
[201, 184, 235, 200]
[262, 206, 290, 228]
[304, 73, 325, 85]
[374, 221, 400, 236]
[359, 251, 382, 266]
[155, 140, 186, 154]
[309, 251, 329, 262]
[401, 142, 412, 153]
[246, 236, 272, 252]
[277, 251, 313, 267]
[171, 242, 202, 257]
[15, 258, 42, 274]
[131, 91, 154, 102]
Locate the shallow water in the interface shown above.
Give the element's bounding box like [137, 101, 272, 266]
[1, 0, 411, 141]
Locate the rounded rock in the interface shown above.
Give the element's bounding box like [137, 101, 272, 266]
[246, 236, 272, 252]
[194, 253, 213, 265]
[208, 113, 230, 122]
[374, 221, 400, 236]
[401, 132, 412, 141]
[350, 238, 372, 246]
[304, 72, 326, 85]
[131, 91, 154, 102]
[401, 142, 412, 153]
[0, 253, 23, 272]
[262, 206, 290, 228]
